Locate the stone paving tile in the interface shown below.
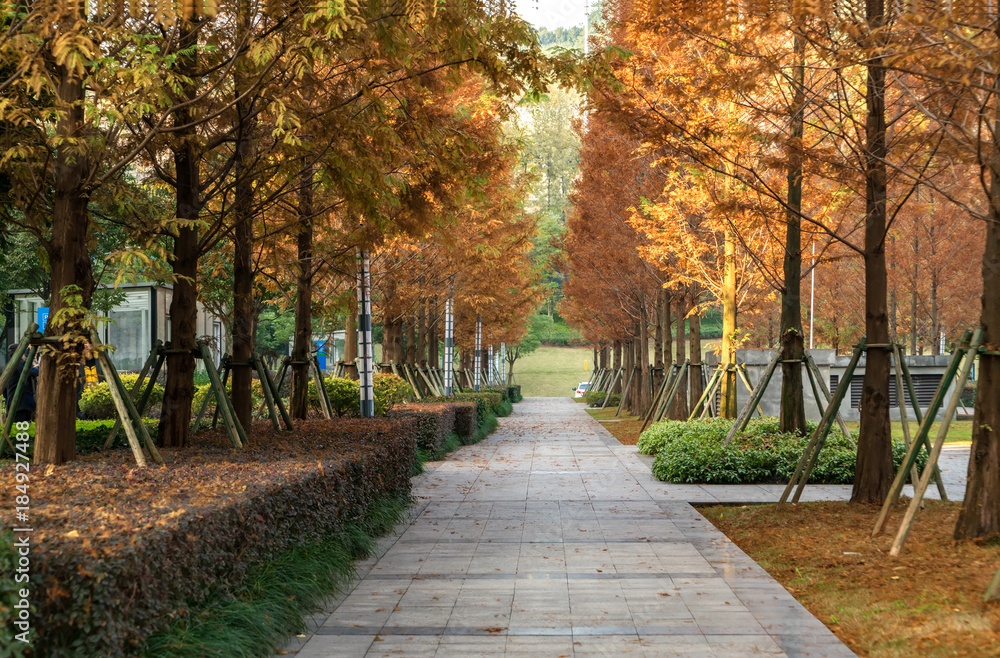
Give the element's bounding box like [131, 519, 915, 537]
[282, 398, 858, 657]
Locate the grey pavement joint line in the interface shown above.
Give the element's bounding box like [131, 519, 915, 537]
[282, 398, 858, 658]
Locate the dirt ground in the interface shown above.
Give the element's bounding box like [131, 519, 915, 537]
[699, 501, 1000, 657]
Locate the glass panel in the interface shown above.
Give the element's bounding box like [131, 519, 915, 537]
[106, 309, 149, 371]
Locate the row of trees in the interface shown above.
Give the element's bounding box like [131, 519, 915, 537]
[562, 0, 1000, 536]
[1, 1, 569, 464]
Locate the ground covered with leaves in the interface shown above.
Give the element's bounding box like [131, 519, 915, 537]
[586, 407, 645, 445]
[699, 501, 1000, 657]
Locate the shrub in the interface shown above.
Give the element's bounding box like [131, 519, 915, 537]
[507, 385, 522, 403]
[389, 403, 456, 456]
[373, 373, 413, 416]
[79, 374, 165, 420]
[641, 417, 927, 485]
[307, 374, 414, 417]
[1, 418, 417, 656]
[308, 377, 360, 417]
[584, 390, 620, 408]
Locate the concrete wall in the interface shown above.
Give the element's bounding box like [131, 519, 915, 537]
[704, 349, 958, 422]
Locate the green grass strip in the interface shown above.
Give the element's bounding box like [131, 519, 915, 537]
[142, 495, 410, 658]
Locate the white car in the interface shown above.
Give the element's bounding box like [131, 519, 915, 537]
[574, 382, 590, 398]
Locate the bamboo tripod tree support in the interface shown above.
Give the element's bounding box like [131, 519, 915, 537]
[90, 330, 164, 466]
[0, 324, 38, 456]
[103, 341, 166, 450]
[872, 329, 981, 553]
[615, 367, 638, 416]
[721, 352, 853, 446]
[188, 343, 247, 448]
[639, 361, 690, 432]
[779, 339, 867, 505]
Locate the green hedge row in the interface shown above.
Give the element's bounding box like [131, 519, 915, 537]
[638, 417, 927, 485]
[0, 419, 417, 657]
[307, 373, 413, 417]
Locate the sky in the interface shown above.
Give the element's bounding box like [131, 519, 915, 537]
[516, 0, 588, 29]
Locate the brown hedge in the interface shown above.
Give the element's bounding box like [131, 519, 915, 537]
[0, 418, 417, 657]
[388, 403, 456, 455]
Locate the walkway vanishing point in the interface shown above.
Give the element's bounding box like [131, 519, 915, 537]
[281, 397, 942, 657]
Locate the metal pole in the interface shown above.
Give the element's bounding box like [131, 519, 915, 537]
[488, 344, 494, 387]
[501, 342, 506, 385]
[809, 242, 816, 350]
[357, 249, 375, 418]
[444, 297, 455, 395]
[474, 315, 482, 392]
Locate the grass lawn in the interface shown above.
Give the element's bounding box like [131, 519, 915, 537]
[699, 501, 1000, 657]
[511, 346, 594, 397]
[844, 420, 973, 445]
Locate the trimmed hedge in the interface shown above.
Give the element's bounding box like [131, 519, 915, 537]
[507, 385, 522, 403]
[638, 417, 927, 485]
[449, 402, 478, 441]
[0, 419, 417, 656]
[389, 402, 457, 457]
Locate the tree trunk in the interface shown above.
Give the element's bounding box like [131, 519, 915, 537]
[34, 55, 90, 464]
[290, 166, 313, 420]
[639, 301, 652, 416]
[406, 316, 416, 366]
[612, 340, 622, 394]
[417, 299, 427, 367]
[852, 0, 895, 504]
[230, 96, 255, 430]
[672, 296, 688, 419]
[955, 51, 1000, 540]
[664, 291, 673, 368]
[159, 21, 201, 449]
[910, 233, 918, 355]
[392, 317, 404, 363]
[654, 292, 664, 390]
[428, 296, 439, 368]
[720, 231, 738, 417]
[780, 33, 808, 436]
[689, 289, 703, 411]
[931, 267, 940, 356]
[344, 306, 358, 379]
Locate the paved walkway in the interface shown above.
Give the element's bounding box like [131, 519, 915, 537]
[283, 398, 968, 657]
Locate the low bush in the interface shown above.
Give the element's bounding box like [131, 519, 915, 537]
[389, 402, 456, 457]
[373, 373, 413, 415]
[507, 385, 522, 403]
[79, 374, 165, 420]
[0, 418, 417, 656]
[308, 373, 414, 417]
[640, 417, 926, 485]
[584, 390, 620, 408]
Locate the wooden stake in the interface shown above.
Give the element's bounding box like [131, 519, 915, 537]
[201, 342, 245, 448]
[889, 329, 982, 555]
[0, 345, 37, 456]
[104, 344, 161, 450]
[872, 331, 970, 536]
[780, 340, 865, 504]
[616, 367, 637, 417]
[804, 353, 852, 442]
[689, 365, 722, 421]
[722, 351, 781, 446]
